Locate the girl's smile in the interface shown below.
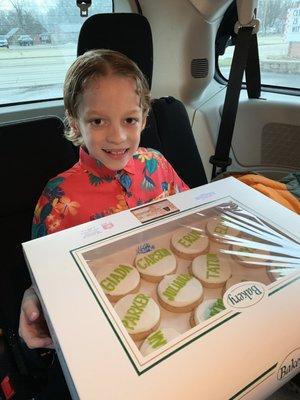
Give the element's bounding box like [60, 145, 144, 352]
[72, 74, 146, 171]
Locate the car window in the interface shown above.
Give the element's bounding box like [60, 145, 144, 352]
[0, 0, 112, 106]
[218, 0, 300, 89]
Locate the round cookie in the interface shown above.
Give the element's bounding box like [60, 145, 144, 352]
[230, 244, 270, 267]
[96, 263, 140, 302]
[170, 228, 209, 260]
[206, 216, 240, 242]
[134, 246, 177, 282]
[157, 273, 203, 313]
[190, 298, 225, 327]
[114, 293, 160, 341]
[191, 253, 231, 288]
[140, 328, 180, 356]
[224, 275, 250, 293]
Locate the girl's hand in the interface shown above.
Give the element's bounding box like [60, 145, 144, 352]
[19, 286, 54, 349]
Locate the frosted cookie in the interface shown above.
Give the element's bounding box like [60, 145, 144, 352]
[206, 216, 240, 242]
[170, 228, 209, 260]
[140, 328, 180, 356]
[96, 263, 140, 302]
[157, 273, 203, 313]
[191, 253, 231, 288]
[134, 246, 177, 282]
[190, 298, 225, 327]
[230, 244, 270, 267]
[115, 293, 160, 341]
[224, 275, 250, 293]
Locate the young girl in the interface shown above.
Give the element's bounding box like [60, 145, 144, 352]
[31, 49, 188, 238]
[20, 49, 188, 350]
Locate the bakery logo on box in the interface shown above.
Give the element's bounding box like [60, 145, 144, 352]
[224, 281, 267, 310]
[131, 199, 179, 223]
[277, 348, 300, 381]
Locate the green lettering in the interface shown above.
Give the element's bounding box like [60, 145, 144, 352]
[136, 249, 172, 270]
[147, 330, 167, 349]
[209, 299, 225, 317]
[177, 230, 202, 248]
[162, 274, 193, 301]
[121, 294, 150, 332]
[100, 279, 115, 291]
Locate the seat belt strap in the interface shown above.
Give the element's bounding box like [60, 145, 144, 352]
[210, 26, 257, 179]
[246, 32, 261, 99]
[134, 0, 143, 15]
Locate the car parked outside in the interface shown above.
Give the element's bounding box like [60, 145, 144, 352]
[39, 33, 51, 44]
[18, 35, 33, 46]
[0, 36, 9, 48]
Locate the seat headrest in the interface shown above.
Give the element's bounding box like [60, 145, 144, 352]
[77, 13, 153, 88]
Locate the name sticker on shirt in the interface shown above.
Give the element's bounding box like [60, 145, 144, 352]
[131, 199, 179, 223]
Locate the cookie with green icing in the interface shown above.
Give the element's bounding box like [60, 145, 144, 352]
[134, 246, 177, 282]
[140, 328, 180, 356]
[114, 293, 160, 341]
[191, 298, 225, 327]
[206, 216, 240, 242]
[96, 263, 140, 302]
[191, 253, 231, 288]
[170, 228, 209, 260]
[157, 273, 203, 313]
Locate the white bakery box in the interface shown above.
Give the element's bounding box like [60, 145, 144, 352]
[22, 177, 300, 400]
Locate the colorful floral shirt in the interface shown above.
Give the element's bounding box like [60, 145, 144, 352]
[32, 147, 189, 238]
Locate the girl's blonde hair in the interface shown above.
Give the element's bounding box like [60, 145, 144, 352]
[63, 49, 151, 146]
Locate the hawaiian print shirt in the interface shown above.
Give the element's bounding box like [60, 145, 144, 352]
[32, 147, 189, 238]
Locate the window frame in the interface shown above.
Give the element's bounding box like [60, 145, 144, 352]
[214, 0, 300, 97]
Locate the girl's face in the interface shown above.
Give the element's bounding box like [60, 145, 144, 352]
[72, 74, 146, 171]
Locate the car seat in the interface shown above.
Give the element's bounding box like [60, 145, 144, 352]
[0, 116, 78, 398]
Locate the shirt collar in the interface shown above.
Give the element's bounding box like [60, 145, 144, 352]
[79, 147, 136, 179]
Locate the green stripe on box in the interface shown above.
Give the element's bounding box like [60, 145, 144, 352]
[229, 364, 277, 400]
[269, 276, 299, 297]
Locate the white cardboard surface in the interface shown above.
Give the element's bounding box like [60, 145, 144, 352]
[22, 177, 300, 400]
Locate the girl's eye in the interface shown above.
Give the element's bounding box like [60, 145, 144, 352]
[125, 117, 138, 125]
[91, 118, 103, 126]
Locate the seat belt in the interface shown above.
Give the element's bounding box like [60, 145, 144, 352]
[210, 20, 260, 179]
[134, 0, 143, 15]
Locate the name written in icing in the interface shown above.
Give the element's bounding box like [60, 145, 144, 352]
[177, 230, 202, 248]
[214, 218, 228, 236]
[209, 299, 225, 317]
[147, 330, 167, 349]
[122, 294, 150, 331]
[162, 274, 193, 301]
[100, 264, 133, 292]
[206, 253, 221, 279]
[136, 248, 171, 270]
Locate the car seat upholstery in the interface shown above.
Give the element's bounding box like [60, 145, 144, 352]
[0, 116, 78, 332]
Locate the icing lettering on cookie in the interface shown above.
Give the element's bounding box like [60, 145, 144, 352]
[100, 264, 134, 292]
[206, 253, 221, 279]
[122, 294, 150, 331]
[209, 299, 225, 317]
[147, 330, 167, 349]
[214, 220, 228, 235]
[162, 274, 193, 301]
[136, 248, 172, 270]
[177, 230, 202, 248]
